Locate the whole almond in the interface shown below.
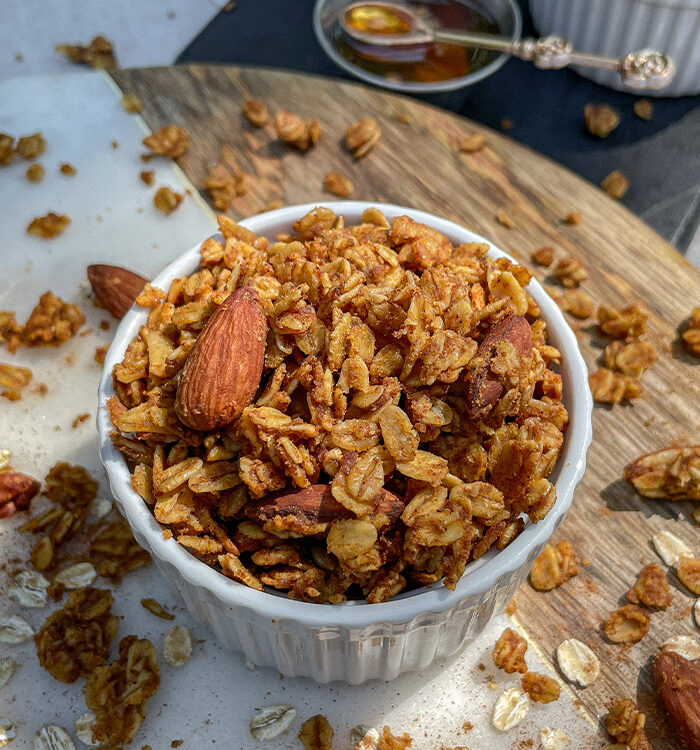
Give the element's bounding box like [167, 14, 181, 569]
[464, 315, 533, 419]
[87, 264, 148, 319]
[654, 650, 700, 749]
[0, 471, 40, 518]
[246, 483, 404, 531]
[175, 286, 266, 431]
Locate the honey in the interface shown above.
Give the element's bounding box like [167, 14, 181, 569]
[334, 0, 498, 83]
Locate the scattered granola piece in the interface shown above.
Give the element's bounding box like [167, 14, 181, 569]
[274, 111, 322, 150]
[345, 117, 381, 158]
[33, 725, 75, 750]
[71, 412, 90, 428]
[598, 304, 647, 339]
[584, 104, 620, 138]
[143, 125, 188, 158]
[377, 727, 412, 749]
[26, 162, 44, 182]
[605, 698, 648, 749]
[0, 659, 16, 689]
[459, 133, 486, 153]
[324, 171, 353, 198]
[492, 628, 528, 674]
[94, 345, 107, 365]
[0, 615, 34, 643]
[8, 569, 49, 608]
[154, 186, 183, 215]
[59, 162, 76, 176]
[604, 604, 650, 643]
[681, 307, 700, 357]
[0, 134, 14, 166]
[652, 529, 694, 566]
[0, 469, 40, 518]
[89, 519, 151, 580]
[16, 132, 46, 159]
[85, 636, 160, 746]
[163, 625, 192, 667]
[556, 638, 600, 687]
[21, 292, 84, 347]
[565, 211, 582, 225]
[351, 725, 380, 749]
[626, 563, 673, 608]
[521, 672, 560, 703]
[74, 712, 97, 747]
[121, 93, 142, 113]
[589, 367, 642, 404]
[662, 634, 700, 661]
[563, 289, 596, 319]
[633, 99, 653, 120]
[529, 541, 578, 591]
[495, 209, 515, 229]
[677, 557, 700, 595]
[203, 163, 248, 210]
[0, 363, 32, 400]
[602, 171, 629, 199]
[603, 340, 656, 378]
[531, 246, 554, 266]
[0, 449, 10, 471]
[141, 598, 174, 620]
[56, 36, 116, 70]
[54, 562, 97, 589]
[500, 118, 514, 130]
[27, 212, 71, 239]
[299, 715, 334, 750]
[249, 705, 296, 741]
[0, 718, 16, 746]
[492, 687, 530, 731]
[242, 99, 269, 127]
[140, 170, 155, 186]
[552, 255, 587, 287]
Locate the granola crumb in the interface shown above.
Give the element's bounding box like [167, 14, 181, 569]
[492, 628, 528, 674]
[16, 132, 46, 159]
[140, 170, 155, 186]
[27, 213, 71, 239]
[143, 125, 188, 159]
[605, 698, 648, 749]
[565, 211, 582, 225]
[504, 599, 516, 616]
[71, 413, 90, 429]
[345, 117, 380, 158]
[242, 99, 269, 128]
[521, 672, 560, 703]
[552, 255, 587, 287]
[589, 367, 642, 404]
[26, 163, 44, 182]
[111, 140, 118, 149]
[323, 171, 353, 198]
[584, 104, 620, 138]
[529, 541, 578, 591]
[495, 209, 515, 228]
[121, 93, 142, 113]
[59, 162, 77, 176]
[603, 604, 650, 643]
[500, 118, 514, 130]
[154, 186, 183, 215]
[681, 307, 700, 357]
[0, 133, 15, 165]
[94, 346, 108, 365]
[601, 170, 629, 199]
[275, 111, 322, 151]
[531, 246, 554, 266]
[459, 134, 486, 153]
[0, 363, 32, 401]
[203, 163, 248, 210]
[56, 36, 116, 70]
[633, 100, 653, 121]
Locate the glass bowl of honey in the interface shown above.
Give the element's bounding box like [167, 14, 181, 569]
[313, 0, 522, 93]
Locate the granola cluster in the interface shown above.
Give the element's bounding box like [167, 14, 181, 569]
[0, 292, 84, 353]
[109, 208, 568, 603]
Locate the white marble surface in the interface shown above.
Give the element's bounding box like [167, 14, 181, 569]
[0, 71, 605, 749]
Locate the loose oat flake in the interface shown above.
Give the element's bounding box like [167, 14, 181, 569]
[0, 615, 34, 643]
[492, 687, 530, 731]
[9, 570, 50, 607]
[163, 625, 192, 667]
[350, 725, 380, 749]
[0, 717, 16, 748]
[140, 598, 174, 620]
[54, 562, 97, 589]
[74, 712, 97, 747]
[653, 530, 693, 566]
[0, 660, 16, 689]
[540, 726, 569, 749]
[556, 638, 600, 687]
[249, 705, 296, 741]
[661, 635, 700, 661]
[33, 725, 75, 750]
[0, 449, 10, 470]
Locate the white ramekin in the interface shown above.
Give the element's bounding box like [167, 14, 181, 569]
[97, 201, 592, 684]
[529, 0, 700, 96]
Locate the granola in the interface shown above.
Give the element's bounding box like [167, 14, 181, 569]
[605, 698, 648, 749]
[584, 104, 620, 138]
[624, 447, 700, 501]
[459, 133, 486, 153]
[26, 162, 44, 182]
[345, 118, 381, 158]
[299, 715, 334, 750]
[109, 208, 568, 602]
[521, 672, 560, 703]
[27, 213, 71, 239]
[588, 367, 642, 404]
[274, 111, 322, 150]
[56, 36, 116, 70]
[681, 307, 700, 357]
[677, 556, 700, 595]
[603, 604, 650, 643]
[633, 100, 653, 120]
[601, 171, 629, 200]
[154, 186, 183, 215]
[562, 289, 596, 320]
[492, 628, 528, 674]
[626, 563, 673, 608]
[603, 340, 656, 378]
[0, 134, 14, 165]
[531, 247, 554, 267]
[598, 305, 647, 339]
[529, 541, 578, 591]
[242, 99, 269, 127]
[552, 256, 587, 287]
[16, 132, 46, 159]
[203, 163, 248, 210]
[143, 125, 188, 159]
[324, 171, 354, 198]
[0, 363, 32, 400]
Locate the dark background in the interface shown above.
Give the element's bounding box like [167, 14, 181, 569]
[178, 0, 700, 252]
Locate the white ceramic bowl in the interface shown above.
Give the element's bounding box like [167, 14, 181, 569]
[97, 201, 592, 684]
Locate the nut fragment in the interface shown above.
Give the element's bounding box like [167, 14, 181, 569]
[626, 562, 673, 608]
[9, 569, 50, 607]
[54, 562, 97, 589]
[27, 212, 71, 239]
[88, 263, 148, 320]
[521, 672, 560, 703]
[662, 635, 700, 661]
[603, 604, 650, 643]
[492, 628, 528, 674]
[33, 725, 75, 750]
[652, 529, 694, 566]
[163, 625, 192, 666]
[249, 705, 296, 741]
[141, 598, 175, 620]
[242, 99, 269, 127]
[605, 698, 648, 749]
[324, 171, 353, 198]
[345, 117, 381, 158]
[584, 104, 620, 138]
[556, 638, 600, 687]
[491, 687, 530, 731]
[677, 557, 700, 595]
[0, 659, 16, 689]
[654, 651, 700, 749]
[529, 541, 578, 591]
[143, 125, 188, 158]
[0, 615, 34, 643]
[298, 714, 334, 750]
[601, 171, 629, 200]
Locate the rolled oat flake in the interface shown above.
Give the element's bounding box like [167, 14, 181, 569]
[556, 638, 600, 687]
[33, 725, 75, 750]
[54, 562, 97, 589]
[540, 726, 569, 749]
[8, 570, 49, 608]
[492, 687, 530, 731]
[350, 725, 380, 749]
[249, 705, 296, 741]
[0, 660, 17, 690]
[74, 712, 97, 747]
[0, 449, 10, 471]
[163, 625, 192, 667]
[661, 634, 700, 661]
[0, 615, 34, 644]
[0, 717, 16, 748]
[653, 530, 693, 566]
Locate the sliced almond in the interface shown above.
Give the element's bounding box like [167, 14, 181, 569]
[492, 687, 530, 731]
[0, 615, 34, 643]
[249, 705, 296, 741]
[8, 570, 49, 607]
[556, 638, 600, 687]
[662, 635, 700, 661]
[653, 530, 693, 566]
[54, 562, 97, 589]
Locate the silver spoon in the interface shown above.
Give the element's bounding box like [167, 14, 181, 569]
[340, 1, 676, 90]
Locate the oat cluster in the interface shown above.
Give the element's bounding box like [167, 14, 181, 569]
[109, 208, 568, 603]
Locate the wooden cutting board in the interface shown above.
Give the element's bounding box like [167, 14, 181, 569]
[111, 65, 700, 748]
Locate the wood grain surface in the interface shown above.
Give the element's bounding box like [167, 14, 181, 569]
[111, 65, 700, 749]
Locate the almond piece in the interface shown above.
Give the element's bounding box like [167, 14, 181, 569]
[175, 286, 267, 431]
[464, 315, 533, 419]
[0, 471, 40, 518]
[245, 483, 404, 534]
[654, 651, 700, 749]
[87, 264, 148, 320]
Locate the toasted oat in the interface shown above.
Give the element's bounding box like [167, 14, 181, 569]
[74, 712, 97, 747]
[242, 99, 269, 127]
[143, 125, 188, 158]
[605, 698, 647, 749]
[492, 687, 530, 731]
[495, 210, 515, 229]
[56, 36, 116, 70]
[521, 672, 560, 703]
[529, 541, 578, 591]
[661, 634, 700, 661]
[0, 134, 14, 165]
[0, 363, 32, 400]
[584, 104, 620, 138]
[154, 186, 183, 214]
[563, 289, 596, 319]
[89, 519, 151, 579]
[121, 93, 142, 113]
[274, 111, 322, 150]
[633, 99, 653, 120]
[33, 725, 75, 750]
[54, 562, 97, 589]
[26, 162, 44, 182]
[598, 304, 647, 339]
[603, 340, 656, 378]
[552, 255, 587, 287]
[601, 171, 629, 199]
[0, 659, 17, 689]
[27, 213, 71, 239]
[16, 132, 46, 159]
[324, 171, 354, 198]
[626, 563, 673, 608]
[556, 638, 600, 687]
[652, 529, 694, 566]
[141, 598, 175, 620]
[94, 345, 107, 365]
[249, 705, 296, 741]
[299, 715, 334, 750]
[677, 557, 700, 595]
[9, 569, 49, 607]
[539, 727, 569, 749]
[531, 246, 554, 266]
[345, 117, 381, 158]
[59, 162, 76, 176]
[589, 367, 642, 404]
[203, 163, 248, 210]
[0, 615, 34, 643]
[565, 211, 582, 225]
[163, 625, 192, 666]
[459, 133, 486, 153]
[604, 604, 650, 643]
[492, 628, 528, 674]
[681, 307, 700, 357]
[0, 449, 10, 471]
